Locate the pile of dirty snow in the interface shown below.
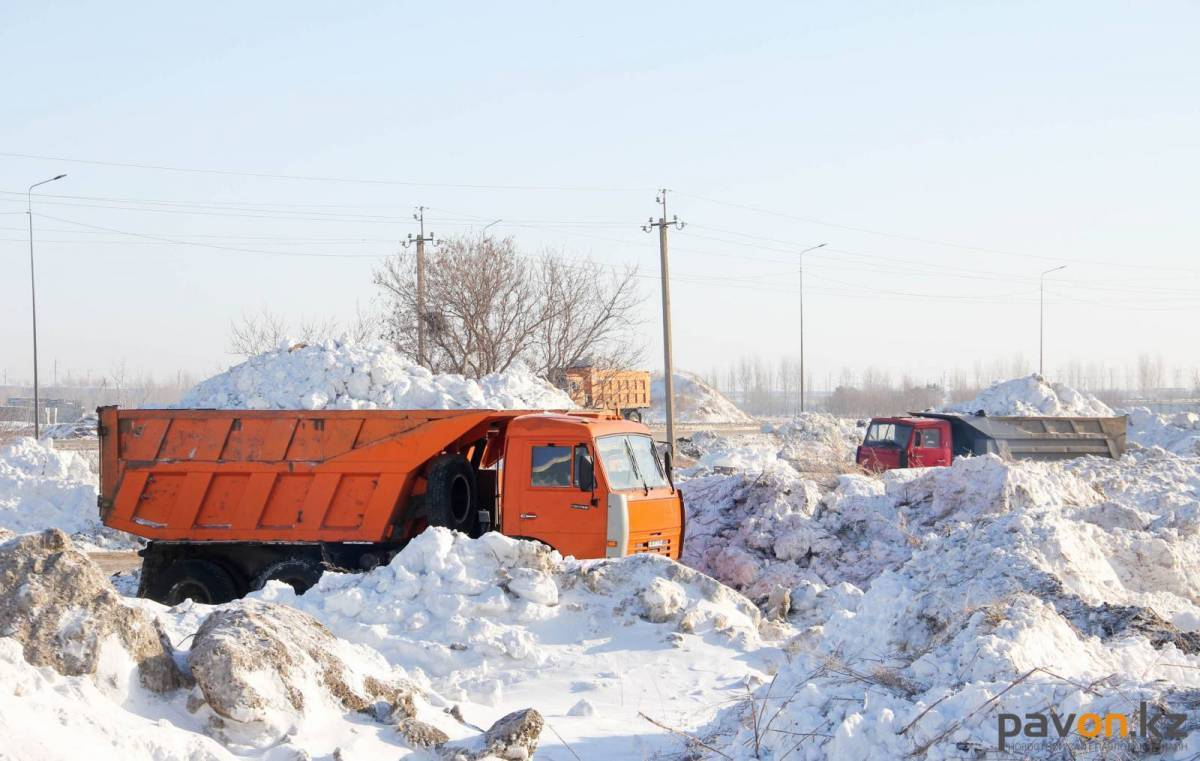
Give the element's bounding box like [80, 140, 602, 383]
[0, 529, 529, 760]
[1126, 406, 1200, 457]
[942, 374, 1114, 417]
[256, 527, 781, 758]
[676, 413, 862, 477]
[0, 437, 135, 550]
[685, 443, 1200, 757]
[181, 340, 574, 411]
[647, 371, 754, 424]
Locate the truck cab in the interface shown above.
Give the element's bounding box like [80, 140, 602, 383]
[500, 414, 680, 559]
[856, 416, 952, 472]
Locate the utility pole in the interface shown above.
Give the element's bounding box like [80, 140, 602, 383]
[1039, 265, 1067, 377]
[27, 173, 66, 439]
[797, 243, 826, 413]
[406, 207, 436, 367]
[643, 189, 684, 456]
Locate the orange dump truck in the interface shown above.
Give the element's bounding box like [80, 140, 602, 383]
[561, 367, 651, 422]
[97, 406, 683, 604]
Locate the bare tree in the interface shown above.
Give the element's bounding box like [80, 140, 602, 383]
[376, 234, 552, 376]
[229, 304, 382, 358]
[533, 253, 644, 385]
[229, 307, 289, 357]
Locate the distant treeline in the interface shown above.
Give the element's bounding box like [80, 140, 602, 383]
[703, 354, 1200, 419]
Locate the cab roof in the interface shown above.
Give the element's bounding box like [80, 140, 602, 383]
[869, 416, 942, 427]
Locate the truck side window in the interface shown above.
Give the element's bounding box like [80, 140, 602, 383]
[531, 445, 572, 487]
[921, 429, 941, 448]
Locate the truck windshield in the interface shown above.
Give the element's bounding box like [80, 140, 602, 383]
[597, 434, 670, 491]
[864, 422, 913, 448]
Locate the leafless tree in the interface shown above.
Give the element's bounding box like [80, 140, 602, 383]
[228, 304, 381, 358]
[375, 234, 644, 379]
[534, 253, 643, 385]
[229, 307, 289, 357]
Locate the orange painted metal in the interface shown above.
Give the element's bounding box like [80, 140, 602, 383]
[98, 406, 519, 543]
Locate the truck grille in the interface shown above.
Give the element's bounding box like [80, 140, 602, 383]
[631, 537, 672, 556]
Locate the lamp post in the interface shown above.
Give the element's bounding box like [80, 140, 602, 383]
[798, 243, 826, 413]
[483, 219, 502, 233]
[1039, 265, 1067, 377]
[27, 173, 66, 438]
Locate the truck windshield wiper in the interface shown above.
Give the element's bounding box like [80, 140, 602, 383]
[624, 438, 650, 494]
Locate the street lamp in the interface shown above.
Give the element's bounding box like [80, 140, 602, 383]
[483, 219, 502, 233]
[1039, 265, 1067, 377]
[798, 243, 826, 413]
[27, 173, 66, 438]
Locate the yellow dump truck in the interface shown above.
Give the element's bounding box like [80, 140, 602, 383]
[562, 367, 651, 422]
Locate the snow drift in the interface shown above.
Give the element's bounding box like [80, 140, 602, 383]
[0, 437, 135, 550]
[181, 340, 574, 411]
[942, 374, 1115, 417]
[647, 371, 754, 424]
[687, 447, 1200, 757]
[256, 527, 780, 757]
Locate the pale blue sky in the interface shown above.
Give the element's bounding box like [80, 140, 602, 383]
[2, 1, 1198, 388]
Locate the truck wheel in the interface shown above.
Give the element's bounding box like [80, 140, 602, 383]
[252, 558, 323, 594]
[623, 409, 643, 423]
[149, 558, 240, 605]
[426, 454, 478, 536]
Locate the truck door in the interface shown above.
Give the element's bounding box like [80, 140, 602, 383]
[909, 424, 951, 467]
[512, 440, 605, 559]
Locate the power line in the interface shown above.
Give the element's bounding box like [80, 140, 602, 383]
[675, 191, 1200, 275]
[0, 151, 646, 192]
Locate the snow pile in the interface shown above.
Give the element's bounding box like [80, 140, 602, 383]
[0, 531, 545, 759]
[767, 412, 864, 468]
[676, 413, 862, 477]
[647, 371, 754, 424]
[0, 437, 135, 550]
[181, 340, 574, 411]
[943, 374, 1114, 417]
[0, 529, 182, 692]
[694, 448, 1200, 758]
[1125, 406, 1200, 457]
[257, 527, 780, 757]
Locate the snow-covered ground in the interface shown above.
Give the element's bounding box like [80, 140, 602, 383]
[182, 340, 574, 411]
[689, 448, 1200, 758]
[6, 373, 1200, 759]
[0, 527, 780, 760]
[647, 371, 754, 424]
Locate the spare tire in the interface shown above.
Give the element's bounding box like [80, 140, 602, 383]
[252, 557, 324, 595]
[148, 558, 240, 605]
[426, 454, 478, 536]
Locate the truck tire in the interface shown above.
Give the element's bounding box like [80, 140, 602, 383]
[426, 454, 478, 536]
[148, 558, 240, 605]
[622, 408, 643, 423]
[252, 558, 323, 594]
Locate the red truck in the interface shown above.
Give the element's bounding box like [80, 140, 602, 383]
[97, 406, 684, 605]
[855, 412, 1127, 471]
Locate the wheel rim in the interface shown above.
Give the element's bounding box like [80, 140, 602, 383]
[168, 580, 212, 604]
[449, 474, 471, 524]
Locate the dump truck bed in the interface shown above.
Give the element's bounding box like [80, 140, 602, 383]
[563, 367, 650, 411]
[97, 406, 525, 543]
[917, 412, 1127, 461]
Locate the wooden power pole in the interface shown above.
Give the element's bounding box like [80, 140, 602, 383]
[406, 206, 436, 367]
[643, 189, 685, 456]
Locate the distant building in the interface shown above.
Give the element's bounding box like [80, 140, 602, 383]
[3, 397, 84, 425]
